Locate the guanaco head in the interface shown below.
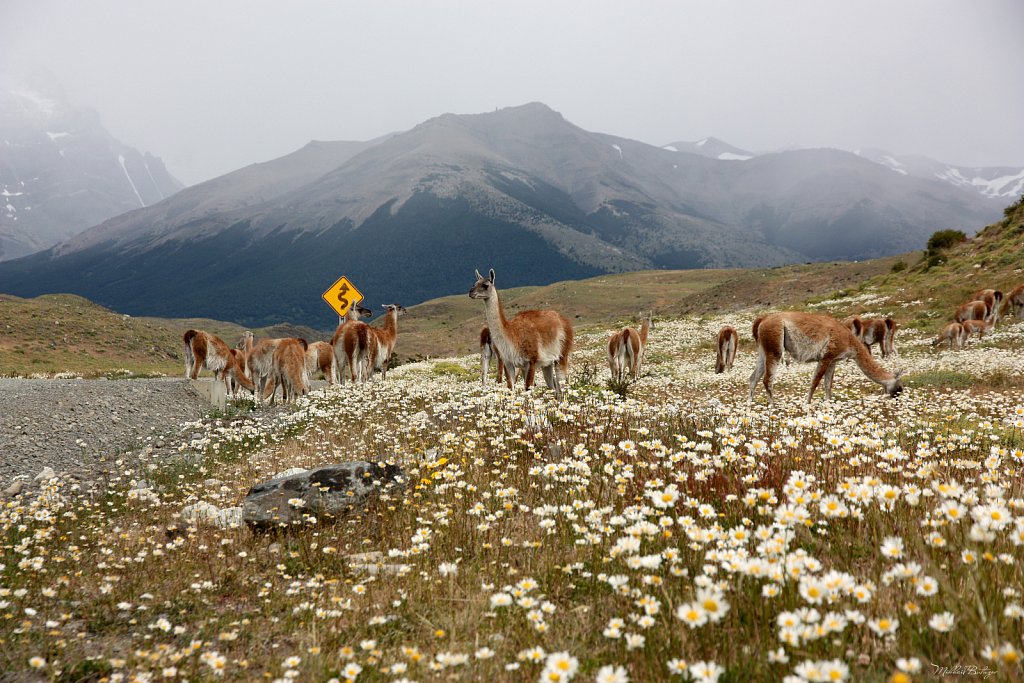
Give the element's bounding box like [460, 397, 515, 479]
[469, 268, 496, 300]
[236, 330, 254, 349]
[886, 369, 905, 398]
[355, 304, 372, 319]
[382, 304, 407, 316]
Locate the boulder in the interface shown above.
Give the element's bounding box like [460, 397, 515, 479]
[242, 462, 405, 532]
[2, 480, 25, 499]
[33, 467, 56, 484]
[181, 501, 243, 529]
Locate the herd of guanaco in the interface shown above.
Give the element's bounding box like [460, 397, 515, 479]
[184, 270, 1024, 406]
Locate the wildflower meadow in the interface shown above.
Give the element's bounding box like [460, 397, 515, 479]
[2, 304, 1023, 682]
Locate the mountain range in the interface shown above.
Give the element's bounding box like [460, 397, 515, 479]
[0, 102, 1008, 329]
[0, 77, 182, 261]
[853, 148, 1024, 200]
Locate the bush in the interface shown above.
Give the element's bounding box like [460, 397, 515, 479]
[923, 253, 944, 271]
[926, 229, 967, 253]
[890, 260, 907, 273]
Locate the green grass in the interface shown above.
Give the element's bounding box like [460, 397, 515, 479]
[905, 370, 975, 390]
[0, 293, 327, 378]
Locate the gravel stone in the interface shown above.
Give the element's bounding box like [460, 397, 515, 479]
[0, 378, 212, 485]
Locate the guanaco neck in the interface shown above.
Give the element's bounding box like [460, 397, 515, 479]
[638, 317, 651, 346]
[483, 287, 511, 337]
[851, 338, 895, 386]
[377, 309, 399, 348]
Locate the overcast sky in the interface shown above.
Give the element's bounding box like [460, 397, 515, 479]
[3, 0, 1022, 185]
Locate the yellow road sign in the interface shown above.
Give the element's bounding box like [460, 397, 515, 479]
[322, 275, 364, 318]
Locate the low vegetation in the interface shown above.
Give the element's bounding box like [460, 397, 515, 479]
[3, 305, 1024, 681]
[0, 294, 325, 378]
[1, 202, 1023, 680]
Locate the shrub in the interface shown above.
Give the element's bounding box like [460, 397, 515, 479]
[926, 229, 966, 253]
[605, 375, 633, 398]
[890, 260, 907, 273]
[571, 360, 602, 392]
[923, 253, 944, 271]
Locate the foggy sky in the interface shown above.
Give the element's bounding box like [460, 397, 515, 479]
[3, 0, 1022, 186]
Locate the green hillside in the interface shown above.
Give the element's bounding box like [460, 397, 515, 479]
[805, 194, 1024, 332]
[0, 293, 325, 378]
[2, 194, 1019, 377]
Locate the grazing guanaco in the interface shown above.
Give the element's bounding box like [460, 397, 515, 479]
[715, 326, 738, 374]
[609, 311, 653, 381]
[247, 338, 284, 402]
[469, 269, 573, 400]
[342, 305, 406, 383]
[1006, 284, 1024, 319]
[970, 289, 1003, 323]
[954, 300, 989, 325]
[330, 304, 372, 385]
[843, 316, 899, 357]
[183, 329, 255, 395]
[224, 348, 253, 397]
[749, 312, 903, 405]
[932, 322, 967, 350]
[961, 318, 994, 343]
[271, 338, 309, 404]
[305, 341, 338, 385]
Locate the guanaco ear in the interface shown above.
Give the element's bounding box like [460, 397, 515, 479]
[488, 268, 495, 283]
[475, 269, 484, 281]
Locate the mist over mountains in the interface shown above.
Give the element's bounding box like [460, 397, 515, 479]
[0, 76, 182, 261]
[0, 102, 1007, 329]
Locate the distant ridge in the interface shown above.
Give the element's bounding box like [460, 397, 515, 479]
[0, 75, 182, 260]
[662, 136, 755, 161]
[0, 102, 1002, 328]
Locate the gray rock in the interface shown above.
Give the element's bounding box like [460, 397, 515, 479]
[272, 467, 308, 479]
[181, 501, 243, 528]
[3, 480, 24, 498]
[34, 466, 56, 483]
[242, 462, 405, 531]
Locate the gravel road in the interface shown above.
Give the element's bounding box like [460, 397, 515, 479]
[0, 378, 213, 486]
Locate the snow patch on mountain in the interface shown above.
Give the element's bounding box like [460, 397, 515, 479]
[937, 167, 1024, 199]
[857, 148, 1023, 200]
[11, 88, 57, 117]
[117, 154, 146, 207]
[143, 160, 165, 201]
[881, 156, 908, 175]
